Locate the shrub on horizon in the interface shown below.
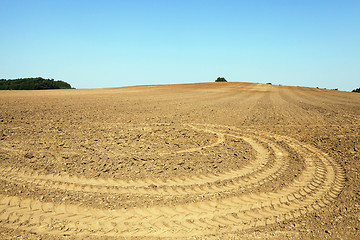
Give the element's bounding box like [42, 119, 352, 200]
[215, 77, 227, 82]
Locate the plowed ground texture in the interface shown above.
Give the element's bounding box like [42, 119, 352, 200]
[0, 82, 359, 240]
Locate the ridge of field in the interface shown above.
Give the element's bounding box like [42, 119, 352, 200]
[0, 82, 359, 239]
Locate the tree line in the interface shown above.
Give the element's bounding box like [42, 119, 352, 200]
[0, 77, 73, 90]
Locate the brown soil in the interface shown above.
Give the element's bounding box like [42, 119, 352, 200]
[0, 82, 359, 239]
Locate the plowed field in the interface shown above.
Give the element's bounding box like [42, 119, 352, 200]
[0, 82, 359, 239]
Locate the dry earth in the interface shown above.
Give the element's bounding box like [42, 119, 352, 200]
[0, 82, 359, 239]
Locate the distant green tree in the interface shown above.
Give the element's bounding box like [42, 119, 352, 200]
[215, 77, 227, 82]
[352, 88, 360, 93]
[0, 77, 73, 90]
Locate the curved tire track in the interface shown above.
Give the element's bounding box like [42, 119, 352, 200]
[0, 124, 344, 238]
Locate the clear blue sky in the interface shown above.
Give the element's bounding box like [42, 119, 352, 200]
[1, 0, 359, 90]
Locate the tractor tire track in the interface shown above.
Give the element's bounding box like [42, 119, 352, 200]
[0, 124, 344, 238]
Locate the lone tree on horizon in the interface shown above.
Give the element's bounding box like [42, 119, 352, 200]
[215, 77, 227, 82]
